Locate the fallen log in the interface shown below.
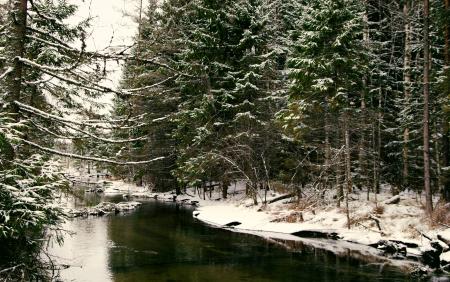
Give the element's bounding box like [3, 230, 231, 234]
[384, 195, 400, 205]
[266, 193, 295, 204]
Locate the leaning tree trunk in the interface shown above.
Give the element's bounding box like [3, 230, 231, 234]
[423, 0, 433, 216]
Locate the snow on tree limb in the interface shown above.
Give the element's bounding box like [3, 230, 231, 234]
[19, 138, 165, 165]
[18, 56, 178, 97]
[14, 101, 148, 130]
[27, 26, 75, 50]
[121, 75, 178, 93]
[18, 56, 81, 72]
[0, 67, 13, 80]
[29, 121, 82, 140]
[58, 120, 148, 144]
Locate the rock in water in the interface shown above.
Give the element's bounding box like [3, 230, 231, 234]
[224, 221, 242, 227]
[369, 240, 406, 256]
[291, 230, 341, 240]
[421, 241, 443, 269]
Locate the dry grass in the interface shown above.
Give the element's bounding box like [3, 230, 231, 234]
[270, 181, 290, 194]
[289, 199, 311, 211]
[271, 211, 304, 223]
[346, 213, 367, 228]
[372, 205, 385, 215]
[431, 202, 450, 227]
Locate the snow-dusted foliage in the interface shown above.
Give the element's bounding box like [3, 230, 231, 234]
[0, 114, 67, 280]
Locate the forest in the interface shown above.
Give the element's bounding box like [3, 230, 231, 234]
[111, 0, 450, 214]
[0, 0, 450, 280]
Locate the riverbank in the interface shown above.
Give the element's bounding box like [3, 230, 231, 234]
[50, 196, 412, 282]
[60, 171, 450, 275]
[125, 181, 450, 275]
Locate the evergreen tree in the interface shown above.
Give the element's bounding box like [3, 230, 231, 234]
[279, 0, 367, 204]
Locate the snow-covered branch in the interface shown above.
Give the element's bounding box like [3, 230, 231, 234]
[18, 57, 81, 73]
[14, 101, 145, 130]
[28, 0, 66, 26]
[19, 138, 165, 165]
[27, 26, 74, 50]
[37, 66, 124, 96]
[26, 34, 79, 54]
[122, 75, 178, 93]
[29, 120, 82, 140]
[0, 67, 13, 80]
[58, 120, 148, 144]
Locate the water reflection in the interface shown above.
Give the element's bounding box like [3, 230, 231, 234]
[51, 218, 112, 282]
[51, 200, 410, 282]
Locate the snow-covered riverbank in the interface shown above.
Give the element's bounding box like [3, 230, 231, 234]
[124, 181, 450, 275]
[63, 172, 450, 275]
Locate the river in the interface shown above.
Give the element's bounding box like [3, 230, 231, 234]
[49, 197, 412, 281]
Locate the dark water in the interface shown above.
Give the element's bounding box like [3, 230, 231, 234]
[51, 200, 411, 282]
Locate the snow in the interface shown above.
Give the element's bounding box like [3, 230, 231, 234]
[439, 229, 450, 242]
[103, 180, 148, 195]
[441, 251, 450, 264]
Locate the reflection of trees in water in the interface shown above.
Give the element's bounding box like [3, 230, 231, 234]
[270, 238, 412, 275]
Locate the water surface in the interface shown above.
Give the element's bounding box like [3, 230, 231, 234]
[51, 200, 411, 281]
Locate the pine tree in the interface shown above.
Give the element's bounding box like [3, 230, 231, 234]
[279, 0, 367, 203]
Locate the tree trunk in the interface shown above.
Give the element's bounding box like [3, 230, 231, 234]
[324, 96, 331, 191]
[445, 0, 450, 67]
[6, 0, 28, 110]
[336, 131, 343, 208]
[443, 0, 450, 201]
[372, 88, 382, 195]
[423, 0, 433, 216]
[360, 0, 369, 194]
[222, 180, 229, 199]
[444, 121, 450, 201]
[252, 183, 258, 205]
[344, 112, 352, 193]
[337, 161, 343, 208]
[434, 122, 442, 193]
[175, 182, 181, 195]
[403, 0, 412, 189]
[202, 181, 206, 200]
